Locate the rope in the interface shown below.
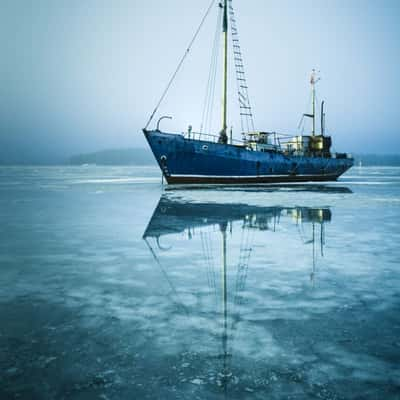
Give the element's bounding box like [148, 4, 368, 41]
[200, 6, 223, 135]
[205, 9, 222, 135]
[201, 231, 213, 289]
[144, 0, 217, 130]
[298, 90, 313, 133]
[144, 238, 189, 316]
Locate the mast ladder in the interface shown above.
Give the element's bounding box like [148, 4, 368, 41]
[228, 0, 255, 134]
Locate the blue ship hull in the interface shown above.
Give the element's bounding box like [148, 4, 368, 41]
[144, 130, 353, 185]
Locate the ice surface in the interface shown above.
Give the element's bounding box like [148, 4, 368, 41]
[0, 166, 399, 399]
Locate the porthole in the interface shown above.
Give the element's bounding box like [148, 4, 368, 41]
[202, 145, 208, 151]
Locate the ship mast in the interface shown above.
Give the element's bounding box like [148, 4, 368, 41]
[310, 69, 320, 136]
[219, 0, 228, 144]
[220, 222, 230, 386]
[311, 71, 315, 135]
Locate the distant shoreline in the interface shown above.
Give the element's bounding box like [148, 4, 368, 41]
[1, 149, 400, 167]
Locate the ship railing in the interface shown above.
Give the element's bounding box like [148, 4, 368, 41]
[181, 130, 318, 152]
[182, 131, 245, 146]
[179, 130, 354, 159]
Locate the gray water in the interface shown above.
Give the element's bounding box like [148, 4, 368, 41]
[1, 166, 399, 399]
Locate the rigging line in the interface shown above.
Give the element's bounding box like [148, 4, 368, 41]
[206, 7, 222, 136]
[299, 97, 309, 133]
[201, 231, 212, 288]
[201, 14, 216, 133]
[144, 0, 217, 130]
[201, 230, 216, 299]
[298, 90, 313, 132]
[207, 46, 219, 134]
[201, 6, 223, 134]
[204, 226, 218, 303]
[234, 250, 242, 295]
[207, 229, 218, 301]
[144, 238, 189, 316]
[201, 232, 212, 289]
[204, 15, 220, 135]
[206, 38, 219, 135]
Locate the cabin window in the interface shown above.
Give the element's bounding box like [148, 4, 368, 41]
[202, 145, 208, 151]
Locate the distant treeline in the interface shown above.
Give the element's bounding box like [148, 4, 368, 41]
[2, 147, 399, 166]
[68, 149, 400, 167]
[353, 154, 400, 166]
[69, 148, 156, 166]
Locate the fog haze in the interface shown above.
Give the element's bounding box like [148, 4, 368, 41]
[1, 0, 399, 163]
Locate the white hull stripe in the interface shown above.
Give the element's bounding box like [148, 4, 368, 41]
[170, 173, 339, 178]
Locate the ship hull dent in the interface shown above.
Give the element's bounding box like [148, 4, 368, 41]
[143, 130, 353, 185]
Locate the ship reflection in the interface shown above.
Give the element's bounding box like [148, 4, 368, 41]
[143, 195, 333, 394]
[143, 197, 331, 238]
[164, 183, 353, 193]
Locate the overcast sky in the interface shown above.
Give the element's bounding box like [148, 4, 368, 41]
[1, 0, 399, 161]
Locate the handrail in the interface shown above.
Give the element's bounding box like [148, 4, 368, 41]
[152, 126, 319, 150]
[183, 130, 295, 149]
[183, 131, 245, 145]
[156, 115, 172, 131]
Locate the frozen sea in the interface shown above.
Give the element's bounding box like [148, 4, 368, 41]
[1, 166, 399, 399]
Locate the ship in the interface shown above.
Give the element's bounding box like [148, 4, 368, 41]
[143, 0, 354, 185]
